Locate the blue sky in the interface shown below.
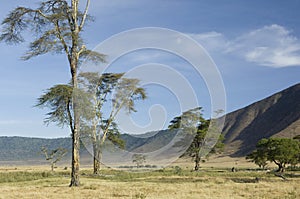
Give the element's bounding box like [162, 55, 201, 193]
[0, 0, 299, 138]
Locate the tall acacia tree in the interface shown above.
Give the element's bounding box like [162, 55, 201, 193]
[0, 0, 105, 186]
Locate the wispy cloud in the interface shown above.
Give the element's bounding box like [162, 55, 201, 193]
[90, 25, 300, 70]
[190, 24, 300, 68]
[188, 32, 228, 52]
[227, 24, 300, 67]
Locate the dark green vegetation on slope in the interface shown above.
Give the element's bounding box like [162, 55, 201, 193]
[0, 137, 71, 161]
[0, 130, 177, 162]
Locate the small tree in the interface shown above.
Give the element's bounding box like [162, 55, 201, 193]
[188, 119, 224, 171]
[41, 146, 68, 171]
[169, 107, 224, 171]
[132, 154, 146, 168]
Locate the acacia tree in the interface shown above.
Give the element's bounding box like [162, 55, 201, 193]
[80, 119, 125, 175]
[132, 154, 146, 168]
[246, 149, 268, 170]
[188, 119, 224, 171]
[247, 138, 300, 172]
[0, 0, 105, 186]
[169, 107, 224, 171]
[79, 72, 147, 174]
[41, 146, 68, 171]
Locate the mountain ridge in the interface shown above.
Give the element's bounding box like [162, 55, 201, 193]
[222, 83, 300, 156]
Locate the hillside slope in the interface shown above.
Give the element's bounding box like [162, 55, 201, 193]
[0, 137, 72, 162]
[222, 83, 300, 156]
[0, 130, 177, 162]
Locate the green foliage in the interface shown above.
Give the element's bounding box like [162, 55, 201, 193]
[78, 72, 147, 174]
[35, 84, 73, 127]
[0, 0, 105, 63]
[35, 84, 93, 131]
[78, 72, 147, 136]
[246, 149, 268, 169]
[103, 122, 125, 149]
[247, 138, 300, 172]
[173, 166, 183, 175]
[168, 107, 224, 171]
[168, 107, 202, 130]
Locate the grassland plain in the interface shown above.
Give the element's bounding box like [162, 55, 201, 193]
[0, 160, 299, 199]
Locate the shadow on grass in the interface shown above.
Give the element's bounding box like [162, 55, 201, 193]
[231, 177, 260, 183]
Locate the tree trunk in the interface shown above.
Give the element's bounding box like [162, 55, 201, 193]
[69, 0, 88, 186]
[70, 127, 80, 186]
[69, 60, 80, 186]
[194, 154, 201, 171]
[276, 165, 284, 172]
[93, 157, 101, 175]
[93, 143, 102, 175]
[274, 161, 284, 173]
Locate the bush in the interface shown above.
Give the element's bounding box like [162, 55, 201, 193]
[174, 166, 182, 175]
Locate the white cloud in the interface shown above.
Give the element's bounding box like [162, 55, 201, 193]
[189, 25, 300, 67]
[87, 25, 300, 70]
[188, 32, 228, 52]
[226, 24, 300, 67]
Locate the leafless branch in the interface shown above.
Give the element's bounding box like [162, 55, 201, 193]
[79, 0, 90, 31]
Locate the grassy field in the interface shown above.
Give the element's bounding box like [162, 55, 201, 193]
[0, 158, 299, 199]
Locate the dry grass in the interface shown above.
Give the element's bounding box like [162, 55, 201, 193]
[0, 175, 299, 199]
[0, 157, 299, 199]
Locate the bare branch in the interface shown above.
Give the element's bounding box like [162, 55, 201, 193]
[71, 0, 79, 30]
[79, 0, 90, 31]
[78, 44, 86, 55]
[36, 9, 50, 19]
[54, 19, 70, 57]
